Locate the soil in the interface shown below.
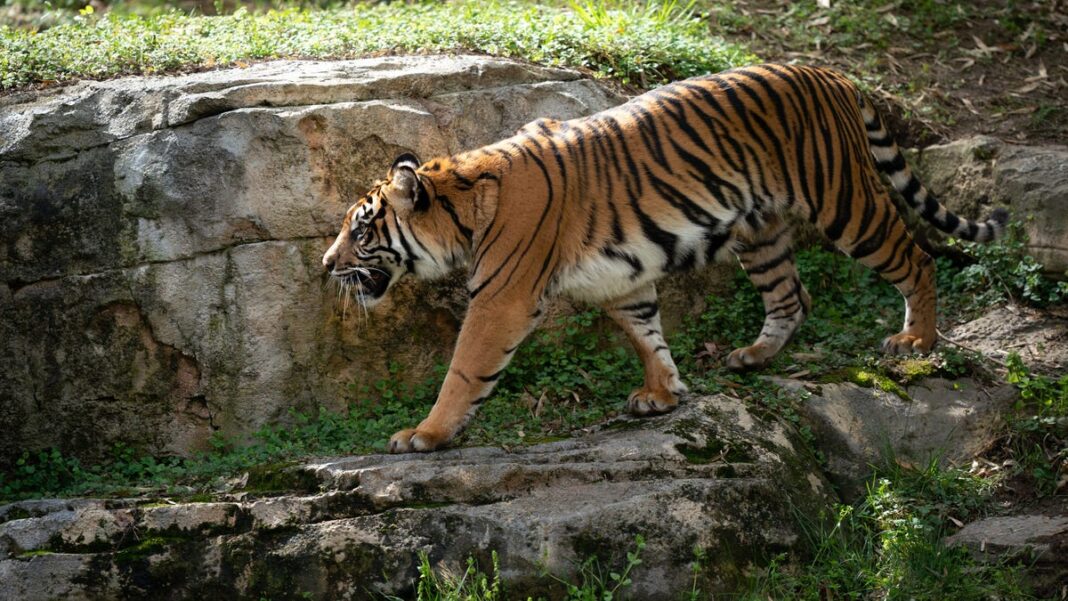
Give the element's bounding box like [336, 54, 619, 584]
[718, 0, 1068, 148]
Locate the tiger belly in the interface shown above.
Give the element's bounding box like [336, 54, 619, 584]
[557, 220, 735, 304]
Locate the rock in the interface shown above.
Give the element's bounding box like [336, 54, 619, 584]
[0, 393, 835, 600]
[781, 376, 1017, 499]
[0, 56, 733, 466]
[946, 513, 1068, 597]
[911, 135, 1068, 278]
[944, 303, 1068, 373]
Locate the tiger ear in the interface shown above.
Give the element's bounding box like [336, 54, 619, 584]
[384, 153, 429, 216]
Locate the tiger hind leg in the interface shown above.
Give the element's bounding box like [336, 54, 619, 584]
[604, 284, 686, 416]
[858, 219, 937, 354]
[728, 218, 811, 371]
[826, 189, 937, 354]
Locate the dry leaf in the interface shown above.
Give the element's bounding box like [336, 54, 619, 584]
[1014, 82, 1041, 94]
[1004, 106, 1038, 115]
[960, 97, 981, 115]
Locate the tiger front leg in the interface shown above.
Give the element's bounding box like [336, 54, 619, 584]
[604, 285, 686, 416]
[388, 298, 539, 453]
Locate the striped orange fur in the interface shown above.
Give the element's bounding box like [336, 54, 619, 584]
[322, 64, 1008, 453]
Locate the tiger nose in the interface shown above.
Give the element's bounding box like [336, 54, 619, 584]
[323, 255, 336, 273]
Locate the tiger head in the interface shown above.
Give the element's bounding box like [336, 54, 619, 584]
[321, 153, 465, 308]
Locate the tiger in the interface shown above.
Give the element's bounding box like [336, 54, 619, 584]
[321, 63, 1007, 454]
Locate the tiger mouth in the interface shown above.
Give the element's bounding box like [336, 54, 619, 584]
[338, 268, 391, 298]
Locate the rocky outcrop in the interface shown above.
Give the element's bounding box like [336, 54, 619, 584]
[0, 394, 835, 600]
[943, 303, 1068, 374]
[781, 377, 1017, 499]
[0, 56, 733, 465]
[911, 135, 1068, 278]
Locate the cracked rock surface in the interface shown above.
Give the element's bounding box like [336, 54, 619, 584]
[0, 55, 735, 465]
[0, 394, 834, 601]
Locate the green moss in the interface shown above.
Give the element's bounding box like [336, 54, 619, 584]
[243, 462, 319, 494]
[675, 440, 752, 464]
[897, 359, 935, 384]
[823, 367, 911, 401]
[114, 536, 180, 564]
[1, 507, 33, 523]
[16, 549, 54, 559]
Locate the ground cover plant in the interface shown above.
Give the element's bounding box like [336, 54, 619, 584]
[0, 0, 753, 89]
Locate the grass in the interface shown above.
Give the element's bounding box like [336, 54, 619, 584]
[742, 457, 1033, 601]
[384, 536, 647, 601]
[0, 0, 755, 90]
[706, 0, 975, 54]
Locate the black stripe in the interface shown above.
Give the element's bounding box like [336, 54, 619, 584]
[438, 194, 474, 243]
[478, 368, 505, 383]
[744, 248, 792, 276]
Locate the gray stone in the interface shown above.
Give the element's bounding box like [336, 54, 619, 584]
[943, 303, 1068, 373]
[911, 135, 1068, 278]
[0, 394, 835, 600]
[0, 55, 733, 465]
[946, 513, 1068, 597]
[782, 377, 1017, 499]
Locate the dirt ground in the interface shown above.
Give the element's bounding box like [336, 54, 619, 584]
[716, 0, 1068, 148]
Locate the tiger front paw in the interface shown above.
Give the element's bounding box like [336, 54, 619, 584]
[881, 332, 935, 355]
[627, 388, 679, 416]
[388, 427, 449, 453]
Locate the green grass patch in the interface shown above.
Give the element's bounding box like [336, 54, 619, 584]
[0, 0, 755, 90]
[742, 457, 1032, 601]
[1000, 353, 1068, 497]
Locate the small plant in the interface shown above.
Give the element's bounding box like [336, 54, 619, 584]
[547, 534, 645, 601]
[943, 221, 1068, 308]
[1000, 353, 1068, 497]
[386, 551, 504, 601]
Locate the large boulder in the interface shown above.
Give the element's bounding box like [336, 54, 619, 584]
[0, 56, 731, 465]
[910, 135, 1068, 278]
[0, 394, 835, 600]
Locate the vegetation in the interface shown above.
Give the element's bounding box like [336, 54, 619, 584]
[0, 0, 753, 89]
[384, 537, 648, 601]
[942, 221, 1068, 309]
[744, 457, 1030, 601]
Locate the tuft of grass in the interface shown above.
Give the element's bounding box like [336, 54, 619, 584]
[384, 536, 645, 601]
[386, 551, 505, 601]
[1000, 353, 1068, 497]
[742, 456, 1031, 601]
[0, 0, 755, 90]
